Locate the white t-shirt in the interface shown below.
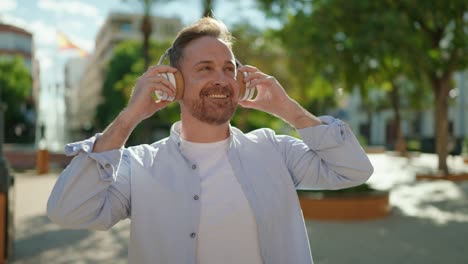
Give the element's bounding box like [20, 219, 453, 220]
[180, 137, 263, 264]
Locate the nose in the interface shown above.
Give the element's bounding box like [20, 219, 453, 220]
[212, 69, 229, 87]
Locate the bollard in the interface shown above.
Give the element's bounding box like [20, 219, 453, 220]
[37, 149, 49, 175]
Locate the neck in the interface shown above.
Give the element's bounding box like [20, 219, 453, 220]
[180, 112, 230, 143]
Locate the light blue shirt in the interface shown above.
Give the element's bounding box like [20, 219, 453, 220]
[47, 116, 373, 264]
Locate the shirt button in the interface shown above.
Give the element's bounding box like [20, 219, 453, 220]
[191, 164, 197, 170]
[105, 164, 111, 168]
[190, 232, 196, 238]
[193, 195, 199, 200]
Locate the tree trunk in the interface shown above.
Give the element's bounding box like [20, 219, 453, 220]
[141, 15, 152, 69]
[432, 77, 450, 175]
[390, 82, 407, 156]
[203, 0, 214, 17]
[140, 15, 153, 142]
[366, 105, 373, 145]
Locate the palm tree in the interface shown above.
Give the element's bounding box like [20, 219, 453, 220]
[140, 0, 153, 69]
[123, 0, 162, 69]
[202, 0, 215, 17]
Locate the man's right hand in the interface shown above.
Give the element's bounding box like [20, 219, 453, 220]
[93, 65, 178, 152]
[124, 65, 178, 126]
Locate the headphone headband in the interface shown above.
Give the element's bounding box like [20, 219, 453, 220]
[157, 47, 172, 65]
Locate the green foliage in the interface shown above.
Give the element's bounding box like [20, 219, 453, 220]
[407, 139, 421, 152]
[0, 57, 33, 143]
[357, 134, 368, 147]
[463, 138, 468, 155]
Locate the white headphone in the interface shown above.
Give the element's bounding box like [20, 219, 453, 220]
[154, 49, 256, 102]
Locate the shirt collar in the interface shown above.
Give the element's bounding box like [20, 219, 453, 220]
[169, 121, 238, 148]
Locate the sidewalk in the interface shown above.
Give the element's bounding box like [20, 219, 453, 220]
[9, 153, 468, 264]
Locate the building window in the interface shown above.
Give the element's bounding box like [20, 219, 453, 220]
[119, 22, 132, 32]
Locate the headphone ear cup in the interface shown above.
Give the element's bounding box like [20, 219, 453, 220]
[237, 70, 247, 100]
[172, 71, 184, 100]
[157, 71, 185, 101]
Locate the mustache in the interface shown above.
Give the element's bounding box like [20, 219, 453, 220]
[199, 85, 233, 97]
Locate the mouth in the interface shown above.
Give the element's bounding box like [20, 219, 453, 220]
[201, 86, 233, 99]
[206, 94, 230, 99]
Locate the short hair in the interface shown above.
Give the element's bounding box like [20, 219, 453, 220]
[168, 17, 234, 68]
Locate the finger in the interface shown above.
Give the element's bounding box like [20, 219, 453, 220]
[145, 65, 178, 75]
[147, 76, 177, 92]
[237, 65, 259, 73]
[249, 76, 276, 88]
[154, 100, 171, 109]
[238, 99, 257, 109]
[151, 83, 176, 99]
[243, 72, 270, 83]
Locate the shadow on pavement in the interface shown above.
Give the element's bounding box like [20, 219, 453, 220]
[307, 190, 468, 264]
[11, 215, 129, 264]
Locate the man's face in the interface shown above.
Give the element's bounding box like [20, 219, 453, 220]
[179, 36, 239, 125]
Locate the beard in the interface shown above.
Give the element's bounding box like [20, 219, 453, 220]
[184, 85, 237, 125]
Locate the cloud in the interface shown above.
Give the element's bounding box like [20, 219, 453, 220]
[30, 20, 58, 47]
[95, 16, 104, 28]
[38, 0, 99, 18]
[0, 0, 16, 12]
[0, 13, 27, 29]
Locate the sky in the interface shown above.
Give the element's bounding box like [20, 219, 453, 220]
[0, 0, 278, 149]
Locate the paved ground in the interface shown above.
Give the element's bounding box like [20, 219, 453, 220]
[8, 153, 468, 264]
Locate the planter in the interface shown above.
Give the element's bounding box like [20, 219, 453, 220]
[416, 172, 468, 182]
[364, 146, 386, 154]
[298, 190, 390, 221]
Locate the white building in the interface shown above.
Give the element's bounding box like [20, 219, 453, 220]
[64, 57, 87, 142]
[338, 70, 468, 153]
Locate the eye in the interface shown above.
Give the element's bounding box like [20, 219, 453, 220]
[199, 65, 211, 71]
[225, 66, 235, 73]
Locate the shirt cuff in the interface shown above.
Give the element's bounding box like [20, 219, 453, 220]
[64, 133, 123, 182]
[297, 115, 347, 150]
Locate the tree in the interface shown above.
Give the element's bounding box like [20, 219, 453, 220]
[0, 57, 33, 143]
[257, 0, 468, 174]
[388, 0, 467, 174]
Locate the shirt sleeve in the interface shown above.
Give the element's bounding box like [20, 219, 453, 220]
[47, 134, 131, 230]
[276, 116, 374, 190]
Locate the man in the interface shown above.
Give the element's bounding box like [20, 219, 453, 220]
[48, 17, 373, 264]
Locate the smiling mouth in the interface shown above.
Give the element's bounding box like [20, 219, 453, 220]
[206, 94, 229, 99]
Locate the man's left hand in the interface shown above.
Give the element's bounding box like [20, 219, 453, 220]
[237, 65, 322, 128]
[237, 65, 292, 116]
